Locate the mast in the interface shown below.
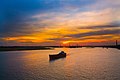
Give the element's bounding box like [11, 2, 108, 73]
[116, 40, 118, 46]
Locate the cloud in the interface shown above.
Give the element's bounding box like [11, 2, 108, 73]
[0, 0, 120, 45]
[68, 29, 120, 38]
[0, 0, 67, 37]
[78, 23, 120, 29]
[31, 8, 115, 29]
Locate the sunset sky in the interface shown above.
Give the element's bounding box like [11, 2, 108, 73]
[0, 0, 120, 46]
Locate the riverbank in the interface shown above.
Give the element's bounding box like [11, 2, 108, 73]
[0, 46, 53, 51]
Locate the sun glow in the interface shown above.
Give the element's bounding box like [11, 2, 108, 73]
[62, 40, 78, 45]
[62, 41, 70, 44]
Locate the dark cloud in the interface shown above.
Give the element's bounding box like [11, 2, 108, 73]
[68, 29, 120, 38]
[78, 23, 120, 29]
[0, 22, 33, 37]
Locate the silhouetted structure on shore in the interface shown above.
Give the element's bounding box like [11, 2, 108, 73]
[51, 40, 120, 49]
[116, 40, 118, 46]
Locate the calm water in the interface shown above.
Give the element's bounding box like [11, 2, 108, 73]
[0, 48, 120, 80]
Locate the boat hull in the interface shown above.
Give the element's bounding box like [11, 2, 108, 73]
[49, 53, 66, 60]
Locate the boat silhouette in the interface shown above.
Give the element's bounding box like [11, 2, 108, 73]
[49, 51, 66, 60]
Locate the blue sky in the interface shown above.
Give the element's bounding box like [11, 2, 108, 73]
[0, 0, 120, 46]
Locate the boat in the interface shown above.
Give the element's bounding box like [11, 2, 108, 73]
[49, 51, 66, 60]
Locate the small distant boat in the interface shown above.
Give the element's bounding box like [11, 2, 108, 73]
[49, 51, 66, 60]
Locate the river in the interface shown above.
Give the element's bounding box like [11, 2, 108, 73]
[0, 48, 120, 80]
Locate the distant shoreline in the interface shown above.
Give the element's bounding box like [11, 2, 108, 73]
[0, 46, 53, 52]
[0, 45, 119, 52]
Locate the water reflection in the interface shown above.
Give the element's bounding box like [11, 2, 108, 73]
[49, 57, 66, 62]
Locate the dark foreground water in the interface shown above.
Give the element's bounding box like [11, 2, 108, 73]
[0, 48, 120, 80]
